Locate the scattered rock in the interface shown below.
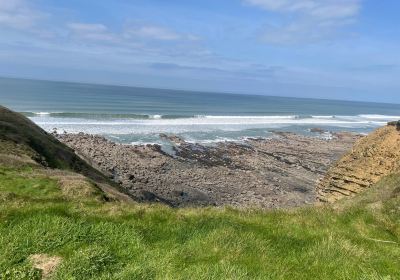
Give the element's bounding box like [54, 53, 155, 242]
[159, 133, 185, 145]
[310, 128, 326, 133]
[58, 131, 359, 208]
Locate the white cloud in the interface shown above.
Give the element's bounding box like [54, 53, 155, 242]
[67, 23, 116, 42]
[63, 21, 206, 62]
[244, 0, 361, 44]
[67, 23, 108, 33]
[0, 0, 44, 29]
[244, 0, 360, 18]
[67, 22, 200, 44]
[186, 34, 201, 41]
[124, 25, 181, 41]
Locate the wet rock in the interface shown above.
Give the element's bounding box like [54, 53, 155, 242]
[159, 133, 185, 145]
[57, 131, 359, 208]
[310, 128, 326, 133]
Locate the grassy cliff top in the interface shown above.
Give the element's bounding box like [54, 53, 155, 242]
[0, 107, 399, 279]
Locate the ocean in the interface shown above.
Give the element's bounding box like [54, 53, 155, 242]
[1, 77, 400, 145]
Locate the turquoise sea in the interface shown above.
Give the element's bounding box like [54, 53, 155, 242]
[1, 77, 400, 145]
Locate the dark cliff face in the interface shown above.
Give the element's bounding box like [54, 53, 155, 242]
[317, 124, 400, 203]
[0, 105, 79, 169]
[0, 106, 126, 195]
[387, 120, 400, 131]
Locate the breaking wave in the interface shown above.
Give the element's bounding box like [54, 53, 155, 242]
[24, 112, 399, 136]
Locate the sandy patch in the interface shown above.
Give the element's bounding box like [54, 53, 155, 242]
[29, 254, 62, 279]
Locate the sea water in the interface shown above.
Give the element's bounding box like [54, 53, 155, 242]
[1, 77, 400, 145]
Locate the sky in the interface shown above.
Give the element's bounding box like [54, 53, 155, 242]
[0, 0, 399, 103]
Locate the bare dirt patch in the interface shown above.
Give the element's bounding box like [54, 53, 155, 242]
[29, 254, 62, 279]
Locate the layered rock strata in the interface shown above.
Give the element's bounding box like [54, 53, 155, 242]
[318, 124, 400, 203]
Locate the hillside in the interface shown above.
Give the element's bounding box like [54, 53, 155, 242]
[0, 107, 399, 279]
[318, 122, 400, 202]
[0, 105, 133, 202]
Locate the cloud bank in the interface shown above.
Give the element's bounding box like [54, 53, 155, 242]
[244, 0, 361, 44]
[0, 0, 44, 29]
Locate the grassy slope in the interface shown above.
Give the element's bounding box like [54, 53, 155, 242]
[0, 106, 130, 202]
[0, 105, 91, 171]
[0, 143, 399, 279]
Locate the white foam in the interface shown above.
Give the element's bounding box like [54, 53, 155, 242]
[203, 115, 296, 119]
[28, 114, 392, 136]
[35, 112, 51, 116]
[130, 141, 159, 146]
[311, 115, 335, 119]
[186, 137, 238, 144]
[358, 114, 400, 120]
[319, 132, 334, 141]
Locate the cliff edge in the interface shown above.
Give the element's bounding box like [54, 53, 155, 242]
[317, 121, 400, 202]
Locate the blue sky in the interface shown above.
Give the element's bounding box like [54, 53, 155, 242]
[0, 0, 399, 103]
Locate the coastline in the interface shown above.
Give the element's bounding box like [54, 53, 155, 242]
[56, 130, 361, 208]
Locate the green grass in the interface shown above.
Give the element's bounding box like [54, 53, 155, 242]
[0, 164, 399, 279]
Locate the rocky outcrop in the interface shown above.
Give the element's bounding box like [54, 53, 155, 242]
[388, 120, 400, 131]
[317, 124, 400, 203]
[58, 131, 358, 208]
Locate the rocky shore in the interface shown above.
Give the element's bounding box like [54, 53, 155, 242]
[57, 131, 360, 208]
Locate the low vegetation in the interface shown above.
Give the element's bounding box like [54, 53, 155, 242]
[0, 107, 399, 279]
[0, 145, 399, 279]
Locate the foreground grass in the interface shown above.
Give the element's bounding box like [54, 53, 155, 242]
[0, 164, 399, 279]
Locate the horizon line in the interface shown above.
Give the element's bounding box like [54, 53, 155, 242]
[1, 75, 399, 107]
